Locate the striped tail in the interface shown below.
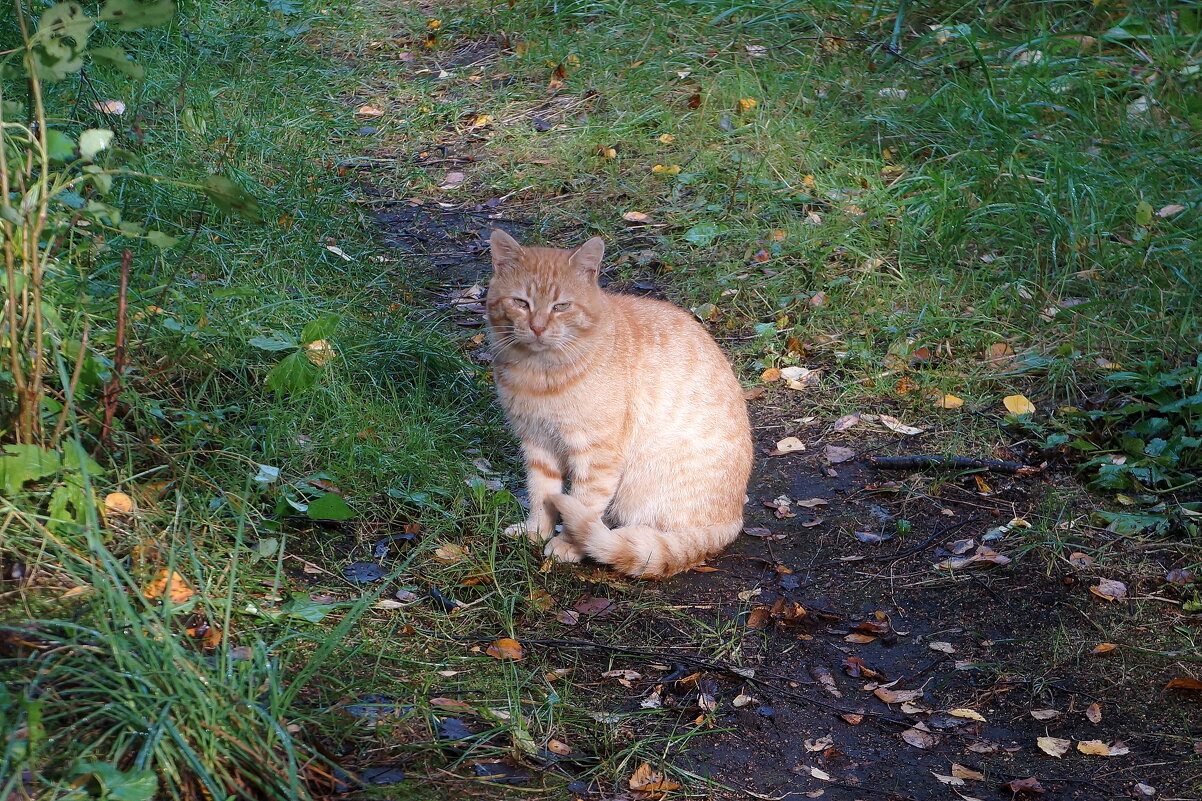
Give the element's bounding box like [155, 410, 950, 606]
[546, 494, 741, 578]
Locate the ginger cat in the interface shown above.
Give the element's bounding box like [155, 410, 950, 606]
[485, 229, 752, 578]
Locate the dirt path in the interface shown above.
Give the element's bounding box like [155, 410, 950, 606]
[365, 193, 1198, 800]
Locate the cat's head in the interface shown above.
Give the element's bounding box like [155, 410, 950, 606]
[485, 229, 605, 354]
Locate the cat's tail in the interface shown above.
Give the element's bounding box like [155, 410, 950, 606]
[546, 494, 741, 578]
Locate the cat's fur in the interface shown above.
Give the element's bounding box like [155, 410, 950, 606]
[485, 229, 752, 578]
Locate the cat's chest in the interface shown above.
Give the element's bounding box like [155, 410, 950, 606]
[496, 364, 612, 430]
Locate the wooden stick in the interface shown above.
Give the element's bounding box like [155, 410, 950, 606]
[867, 455, 1037, 474]
[100, 249, 131, 448]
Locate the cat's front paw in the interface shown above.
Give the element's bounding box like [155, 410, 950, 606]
[544, 536, 584, 563]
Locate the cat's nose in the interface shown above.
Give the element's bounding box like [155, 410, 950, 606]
[530, 324, 547, 337]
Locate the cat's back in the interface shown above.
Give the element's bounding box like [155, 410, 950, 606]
[605, 291, 729, 362]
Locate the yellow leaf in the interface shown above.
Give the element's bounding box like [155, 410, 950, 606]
[651, 164, 681, 175]
[433, 543, 467, 564]
[935, 394, 964, 410]
[801, 174, 817, 190]
[947, 708, 986, 722]
[1003, 394, 1036, 415]
[469, 114, 494, 129]
[104, 492, 135, 515]
[1038, 737, 1071, 758]
[486, 637, 524, 660]
[305, 339, 336, 366]
[629, 763, 681, 797]
[657, 134, 676, 144]
[1091, 642, 1118, 656]
[426, 19, 442, 29]
[143, 570, 195, 604]
[736, 97, 758, 113]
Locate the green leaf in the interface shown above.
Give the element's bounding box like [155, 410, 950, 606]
[45, 129, 77, 162]
[79, 128, 113, 161]
[73, 761, 159, 801]
[47, 483, 89, 533]
[306, 492, 355, 521]
[31, 3, 93, 80]
[38, 3, 93, 41]
[1134, 200, 1153, 227]
[265, 350, 317, 394]
[99, 0, 176, 31]
[279, 593, 333, 623]
[300, 315, 341, 344]
[88, 45, 144, 77]
[683, 222, 720, 246]
[0, 445, 60, 496]
[201, 174, 262, 222]
[249, 333, 299, 351]
[146, 230, 179, 249]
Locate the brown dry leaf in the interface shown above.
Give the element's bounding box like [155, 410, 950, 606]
[1037, 737, 1071, 758]
[104, 492, 135, 515]
[1090, 578, 1128, 601]
[823, 445, 855, 464]
[929, 641, 956, 654]
[356, 104, 385, 116]
[1003, 394, 1036, 415]
[983, 342, 1016, 368]
[439, 171, 467, 189]
[430, 697, 474, 713]
[809, 290, 828, 307]
[622, 211, 652, 223]
[658, 133, 676, 144]
[1005, 777, 1045, 795]
[305, 340, 335, 366]
[1076, 740, 1129, 756]
[1068, 552, 1095, 569]
[832, 413, 861, 432]
[1030, 709, 1060, 720]
[811, 666, 842, 698]
[143, 570, 195, 604]
[184, 619, 222, 649]
[1092, 642, 1118, 656]
[628, 762, 681, 797]
[951, 763, 985, 781]
[94, 99, 126, 115]
[772, 436, 806, 455]
[845, 633, 877, 644]
[1085, 703, 1102, 724]
[901, 725, 938, 749]
[933, 773, 964, 787]
[1157, 204, 1186, 218]
[948, 708, 986, 722]
[1166, 677, 1202, 691]
[935, 394, 964, 410]
[840, 712, 863, 724]
[760, 367, 782, 382]
[875, 687, 923, 704]
[547, 739, 572, 755]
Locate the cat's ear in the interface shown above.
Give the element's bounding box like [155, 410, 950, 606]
[569, 237, 605, 279]
[489, 229, 523, 271]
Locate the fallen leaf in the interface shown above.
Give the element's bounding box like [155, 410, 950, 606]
[952, 763, 984, 781]
[1076, 740, 1129, 756]
[547, 739, 572, 755]
[356, 104, 385, 116]
[809, 290, 828, 307]
[1090, 578, 1128, 601]
[736, 97, 758, 113]
[305, 339, 335, 366]
[1037, 737, 1071, 758]
[658, 133, 676, 144]
[104, 492, 134, 515]
[929, 641, 955, 654]
[143, 570, 195, 604]
[601, 669, 642, 681]
[1092, 642, 1118, 656]
[622, 211, 652, 223]
[555, 609, 580, 625]
[651, 164, 681, 175]
[811, 666, 842, 698]
[1157, 204, 1186, 218]
[880, 415, 923, 435]
[433, 543, 467, 564]
[628, 762, 681, 796]
[933, 773, 965, 787]
[823, 445, 855, 464]
[573, 596, 616, 617]
[94, 99, 126, 115]
[935, 394, 964, 410]
[948, 708, 986, 722]
[832, 413, 861, 432]
[1005, 777, 1045, 795]
[875, 688, 923, 704]
[1166, 677, 1202, 691]
[439, 171, 467, 189]
[983, 342, 1016, 368]
[840, 712, 863, 724]
[772, 436, 806, 455]
[1030, 709, 1060, 720]
[1085, 703, 1102, 723]
[732, 693, 754, 708]
[760, 367, 781, 382]
[901, 725, 938, 749]
[795, 497, 828, 508]
[1068, 552, 1095, 569]
[845, 633, 877, 644]
[486, 638, 523, 660]
[1003, 394, 1036, 415]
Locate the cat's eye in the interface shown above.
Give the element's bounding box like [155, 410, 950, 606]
[511, 298, 530, 309]
[552, 302, 571, 312]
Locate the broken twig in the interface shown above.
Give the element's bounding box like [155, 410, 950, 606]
[868, 455, 1038, 475]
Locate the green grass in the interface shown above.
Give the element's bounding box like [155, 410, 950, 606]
[3, 0, 1201, 798]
